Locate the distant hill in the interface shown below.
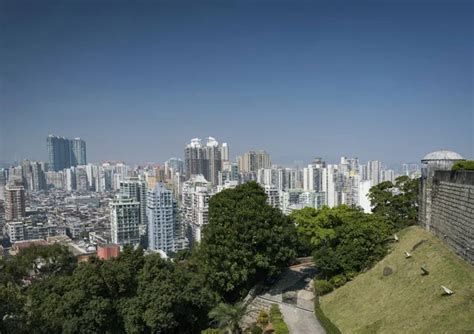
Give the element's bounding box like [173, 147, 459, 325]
[320, 226, 474, 333]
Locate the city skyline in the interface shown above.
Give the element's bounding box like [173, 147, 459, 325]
[0, 133, 466, 170]
[1, 0, 472, 165]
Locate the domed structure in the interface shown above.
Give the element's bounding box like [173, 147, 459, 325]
[422, 150, 464, 162]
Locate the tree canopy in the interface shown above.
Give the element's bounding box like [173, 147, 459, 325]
[291, 205, 390, 280]
[0, 182, 298, 333]
[198, 181, 298, 302]
[368, 176, 419, 231]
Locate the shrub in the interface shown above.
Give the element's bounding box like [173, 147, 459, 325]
[201, 329, 220, 334]
[269, 304, 289, 334]
[314, 296, 342, 334]
[250, 324, 263, 334]
[329, 274, 347, 288]
[257, 310, 269, 326]
[314, 279, 334, 296]
[452, 161, 474, 171]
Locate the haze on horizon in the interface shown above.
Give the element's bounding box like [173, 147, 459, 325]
[0, 0, 472, 166]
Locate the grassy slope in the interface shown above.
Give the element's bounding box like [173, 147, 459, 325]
[321, 226, 474, 334]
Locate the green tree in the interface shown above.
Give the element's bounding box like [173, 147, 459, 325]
[0, 244, 77, 285]
[0, 282, 27, 333]
[119, 254, 216, 334]
[26, 260, 119, 334]
[198, 182, 298, 302]
[208, 302, 248, 334]
[291, 206, 390, 279]
[369, 176, 419, 231]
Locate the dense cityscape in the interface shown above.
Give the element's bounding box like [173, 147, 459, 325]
[0, 134, 422, 258]
[1, 0, 472, 333]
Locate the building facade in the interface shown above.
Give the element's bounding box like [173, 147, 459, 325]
[110, 196, 141, 246]
[4, 182, 25, 222]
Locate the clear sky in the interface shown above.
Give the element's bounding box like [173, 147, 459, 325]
[1, 0, 472, 167]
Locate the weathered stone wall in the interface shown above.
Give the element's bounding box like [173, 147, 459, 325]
[428, 170, 474, 264]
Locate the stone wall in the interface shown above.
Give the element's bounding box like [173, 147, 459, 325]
[428, 170, 474, 264]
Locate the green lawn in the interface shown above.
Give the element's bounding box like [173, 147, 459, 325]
[321, 226, 474, 334]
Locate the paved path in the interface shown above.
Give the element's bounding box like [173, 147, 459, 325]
[280, 301, 325, 334]
[246, 263, 326, 334]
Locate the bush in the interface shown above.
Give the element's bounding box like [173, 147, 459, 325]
[452, 161, 474, 171]
[314, 279, 334, 296]
[257, 310, 269, 326]
[329, 275, 347, 288]
[201, 329, 220, 334]
[269, 304, 289, 334]
[250, 324, 263, 334]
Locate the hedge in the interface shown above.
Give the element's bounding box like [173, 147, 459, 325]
[269, 304, 290, 334]
[313, 290, 341, 334]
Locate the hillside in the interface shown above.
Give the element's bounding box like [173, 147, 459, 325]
[320, 226, 474, 334]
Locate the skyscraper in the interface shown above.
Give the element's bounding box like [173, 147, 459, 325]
[147, 183, 177, 254]
[4, 182, 26, 222]
[257, 150, 271, 169]
[120, 177, 148, 227]
[204, 137, 222, 185]
[241, 150, 271, 173]
[47, 135, 87, 171]
[71, 138, 87, 166]
[185, 138, 205, 179]
[47, 135, 71, 171]
[367, 160, 381, 187]
[110, 196, 141, 246]
[221, 142, 229, 162]
[184, 137, 222, 185]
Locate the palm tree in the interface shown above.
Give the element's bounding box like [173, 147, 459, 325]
[208, 302, 248, 334]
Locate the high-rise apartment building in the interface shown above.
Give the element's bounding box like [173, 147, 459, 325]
[339, 157, 360, 206]
[185, 138, 206, 179]
[110, 196, 141, 246]
[182, 175, 212, 244]
[165, 157, 184, 176]
[303, 158, 326, 192]
[240, 150, 271, 173]
[47, 135, 87, 171]
[184, 137, 222, 185]
[47, 135, 71, 171]
[4, 182, 26, 222]
[147, 183, 177, 254]
[221, 142, 229, 162]
[20, 160, 46, 191]
[120, 177, 147, 227]
[204, 137, 222, 185]
[367, 160, 381, 187]
[71, 138, 87, 166]
[264, 185, 280, 209]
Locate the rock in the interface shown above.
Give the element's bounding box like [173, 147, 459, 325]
[383, 266, 393, 276]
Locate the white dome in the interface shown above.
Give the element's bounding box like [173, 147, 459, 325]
[422, 150, 464, 161]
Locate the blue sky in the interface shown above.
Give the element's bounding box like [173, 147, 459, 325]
[1, 0, 472, 166]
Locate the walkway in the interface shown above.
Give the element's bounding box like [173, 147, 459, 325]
[243, 262, 326, 334]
